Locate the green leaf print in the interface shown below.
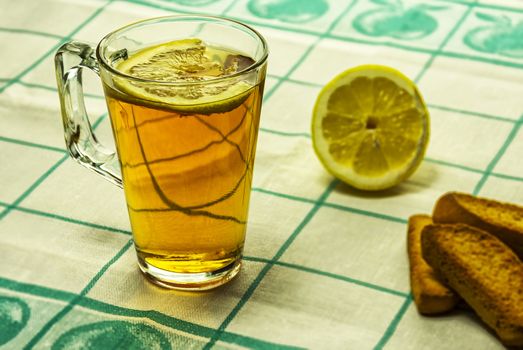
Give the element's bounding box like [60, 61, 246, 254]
[353, 0, 444, 40]
[464, 12, 523, 58]
[52, 320, 171, 350]
[0, 296, 30, 345]
[248, 0, 329, 23]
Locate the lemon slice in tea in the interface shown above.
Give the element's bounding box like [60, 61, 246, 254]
[115, 38, 254, 114]
[312, 65, 430, 191]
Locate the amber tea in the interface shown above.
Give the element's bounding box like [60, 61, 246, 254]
[104, 39, 263, 287]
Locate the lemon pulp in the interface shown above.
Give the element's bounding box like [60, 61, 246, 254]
[312, 65, 430, 191]
[113, 38, 256, 114]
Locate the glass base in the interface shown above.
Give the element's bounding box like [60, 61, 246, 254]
[137, 256, 242, 291]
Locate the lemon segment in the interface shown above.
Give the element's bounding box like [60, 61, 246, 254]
[312, 65, 430, 191]
[113, 39, 255, 114]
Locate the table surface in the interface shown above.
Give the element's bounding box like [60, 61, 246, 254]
[1, 0, 523, 349]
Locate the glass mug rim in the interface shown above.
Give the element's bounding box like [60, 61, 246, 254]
[95, 14, 269, 86]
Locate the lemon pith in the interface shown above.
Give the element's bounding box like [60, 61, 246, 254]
[312, 65, 430, 191]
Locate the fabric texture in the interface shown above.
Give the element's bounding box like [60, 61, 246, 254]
[1, 0, 522, 349]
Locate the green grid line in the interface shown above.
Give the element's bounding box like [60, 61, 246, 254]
[123, 0, 523, 71]
[323, 201, 408, 224]
[0, 0, 114, 93]
[253, 187, 407, 225]
[0, 136, 66, 154]
[23, 239, 134, 349]
[424, 157, 484, 175]
[488, 172, 523, 183]
[259, 127, 311, 138]
[373, 295, 413, 350]
[473, 115, 523, 195]
[0, 27, 64, 40]
[243, 256, 409, 298]
[0, 276, 303, 350]
[0, 200, 131, 236]
[0, 77, 97, 97]
[251, 187, 317, 205]
[426, 104, 518, 123]
[436, 0, 523, 14]
[414, 0, 477, 83]
[0, 277, 75, 304]
[19, 80, 106, 100]
[268, 75, 323, 89]
[431, 49, 523, 70]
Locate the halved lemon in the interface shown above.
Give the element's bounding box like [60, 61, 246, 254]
[312, 65, 430, 191]
[114, 38, 254, 114]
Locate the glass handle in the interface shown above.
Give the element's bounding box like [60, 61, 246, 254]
[55, 41, 122, 188]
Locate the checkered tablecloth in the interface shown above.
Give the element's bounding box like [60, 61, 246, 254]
[1, 0, 522, 349]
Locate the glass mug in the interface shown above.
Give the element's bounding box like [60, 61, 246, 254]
[54, 16, 268, 290]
